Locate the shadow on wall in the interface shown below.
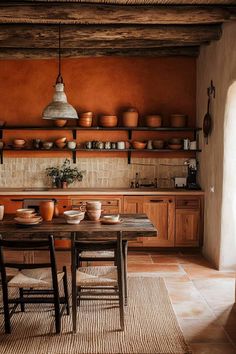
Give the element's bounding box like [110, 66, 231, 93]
[220, 81, 236, 270]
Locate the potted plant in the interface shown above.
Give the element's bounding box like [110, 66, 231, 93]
[46, 159, 85, 188]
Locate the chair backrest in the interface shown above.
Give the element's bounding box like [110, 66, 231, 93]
[0, 235, 58, 285]
[74, 232, 123, 266]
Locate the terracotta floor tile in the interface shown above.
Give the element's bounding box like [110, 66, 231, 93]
[190, 343, 236, 354]
[179, 318, 229, 343]
[214, 304, 236, 327]
[172, 300, 214, 319]
[151, 255, 180, 264]
[127, 255, 153, 264]
[177, 255, 213, 267]
[193, 279, 235, 310]
[182, 264, 235, 279]
[128, 263, 185, 277]
[168, 285, 204, 303]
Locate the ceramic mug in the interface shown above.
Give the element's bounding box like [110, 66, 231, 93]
[67, 141, 76, 149]
[117, 141, 125, 150]
[183, 139, 190, 150]
[189, 141, 197, 150]
[0, 204, 4, 220]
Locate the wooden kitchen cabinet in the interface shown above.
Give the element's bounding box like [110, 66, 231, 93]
[123, 196, 175, 247]
[142, 196, 175, 247]
[0, 197, 24, 213]
[175, 196, 203, 247]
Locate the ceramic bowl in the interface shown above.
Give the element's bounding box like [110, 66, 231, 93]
[55, 137, 67, 144]
[168, 144, 182, 150]
[99, 115, 118, 128]
[63, 210, 85, 221]
[86, 209, 102, 221]
[67, 141, 77, 149]
[132, 141, 147, 150]
[42, 141, 53, 150]
[145, 115, 162, 128]
[86, 201, 102, 210]
[152, 140, 164, 149]
[16, 208, 35, 218]
[55, 142, 66, 149]
[54, 119, 67, 127]
[13, 139, 25, 146]
[102, 215, 120, 222]
[169, 138, 182, 145]
[170, 114, 187, 128]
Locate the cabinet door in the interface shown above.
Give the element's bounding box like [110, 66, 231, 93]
[123, 196, 144, 246]
[142, 197, 175, 247]
[175, 209, 200, 247]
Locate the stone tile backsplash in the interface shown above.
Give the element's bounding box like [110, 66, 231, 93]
[0, 157, 188, 189]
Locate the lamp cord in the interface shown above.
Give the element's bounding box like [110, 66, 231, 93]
[56, 23, 63, 84]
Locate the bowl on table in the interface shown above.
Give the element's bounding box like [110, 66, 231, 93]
[86, 209, 102, 221]
[63, 210, 85, 224]
[16, 208, 35, 218]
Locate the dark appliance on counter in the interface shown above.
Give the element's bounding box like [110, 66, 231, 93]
[186, 159, 201, 190]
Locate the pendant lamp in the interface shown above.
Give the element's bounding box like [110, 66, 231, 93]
[42, 24, 78, 124]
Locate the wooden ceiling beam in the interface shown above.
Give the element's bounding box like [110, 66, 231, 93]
[0, 24, 221, 48]
[0, 3, 234, 25]
[0, 46, 200, 59]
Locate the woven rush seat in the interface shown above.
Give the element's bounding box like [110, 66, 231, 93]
[76, 266, 117, 286]
[8, 268, 64, 289]
[80, 250, 114, 258]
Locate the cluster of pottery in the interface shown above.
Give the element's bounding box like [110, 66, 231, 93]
[84, 141, 130, 150]
[144, 138, 197, 150]
[63, 210, 85, 224]
[86, 201, 102, 221]
[34, 137, 77, 150]
[14, 208, 42, 226]
[75, 109, 188, 128]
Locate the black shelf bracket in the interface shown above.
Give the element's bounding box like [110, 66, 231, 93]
[128, 129, 132, 140]
[72, 129, 77, 140]
[0, 151, 3, 164]
[72, 150, 76, 164]
[0, 129, 2, 140]
[128, 151, 131, 164]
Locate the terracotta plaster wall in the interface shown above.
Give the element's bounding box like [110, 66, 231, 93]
[197, 22, 236, 269]
[0, 57, 195, 126]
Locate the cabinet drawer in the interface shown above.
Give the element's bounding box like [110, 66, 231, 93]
[71, 199, 119, 207]
[176, 198, 200, 209]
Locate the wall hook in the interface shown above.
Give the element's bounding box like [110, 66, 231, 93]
[207, 80, 215, 99]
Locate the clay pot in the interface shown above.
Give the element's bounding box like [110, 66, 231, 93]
[170, 114, 187, 128]
[78, 112, 93, 127]
[99, 115, 118, 127]
[152, 140, 164, 149]
[145, 115, 162, 128]
[132, 141, 147, 150]
[122, 108, 138, 127]
[40, 201, 54, 221]
[54, 119, 67, 128]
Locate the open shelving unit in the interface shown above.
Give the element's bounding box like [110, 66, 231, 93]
[0, 125, 202, 164]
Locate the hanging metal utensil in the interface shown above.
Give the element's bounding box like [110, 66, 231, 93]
[203, 96, 212, 144]
[203, 80, 215, 144]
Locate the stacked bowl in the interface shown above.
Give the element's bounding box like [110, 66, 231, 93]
[14, 208, 42, 226]
[86, 201, 102, 221]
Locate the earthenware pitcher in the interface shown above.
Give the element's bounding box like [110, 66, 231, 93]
[40, 200, 54, 221]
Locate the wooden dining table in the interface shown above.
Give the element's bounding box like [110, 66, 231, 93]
[0, 213, 157, 332]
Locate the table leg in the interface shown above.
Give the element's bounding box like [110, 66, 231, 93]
[71, 231, 77, 333]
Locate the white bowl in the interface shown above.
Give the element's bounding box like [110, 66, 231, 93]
[63, 210, 85, 221]
[102, 215, 120, 222]
[66, 218, 82, 224]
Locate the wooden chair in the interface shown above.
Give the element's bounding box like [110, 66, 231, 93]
[0, 235, 70, 334]
[72, 232, 125, 331]
[78, 240, 128, 305]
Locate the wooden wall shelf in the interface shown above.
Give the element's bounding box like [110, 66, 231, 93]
[0, 125, 202, 164]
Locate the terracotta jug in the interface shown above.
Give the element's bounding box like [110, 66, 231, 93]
[40, 200, 54, 221]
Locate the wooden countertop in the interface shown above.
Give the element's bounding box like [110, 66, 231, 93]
[0, 188, 204, 196]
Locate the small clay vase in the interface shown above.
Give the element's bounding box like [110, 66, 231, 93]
[40, 201, 54, 221]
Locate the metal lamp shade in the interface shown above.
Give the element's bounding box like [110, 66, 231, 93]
[42, 83, 78, 120]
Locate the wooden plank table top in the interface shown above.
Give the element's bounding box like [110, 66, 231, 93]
[0, 214, 157, 240]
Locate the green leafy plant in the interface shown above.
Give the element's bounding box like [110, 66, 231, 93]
[46, 159, 85, 187]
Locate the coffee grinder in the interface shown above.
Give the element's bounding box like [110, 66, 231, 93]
[185, 159, 200, 190]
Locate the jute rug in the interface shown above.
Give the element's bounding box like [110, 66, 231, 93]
[0, 277, 191, 354]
